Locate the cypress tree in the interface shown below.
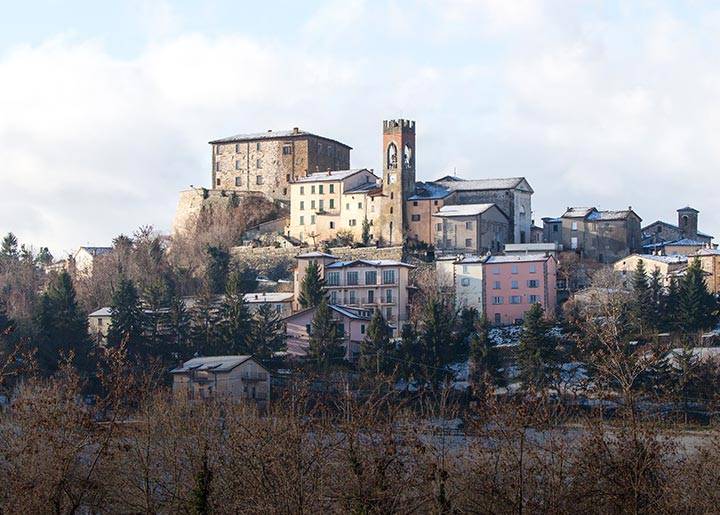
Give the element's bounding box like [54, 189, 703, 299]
[517, 303, 558, 391]
[34, 271, 91, 374]
[298, 261, 326, 308]
[308, 299, 344, 371]
[361, 217, 371, 246]
[246, 302, 286, 363]
[648, 267, 664, 331]
[678, 258, 717, 332]
[107, 277, 146, 356]
[359, 309, 394, 376]
[664, 276, 681, 332]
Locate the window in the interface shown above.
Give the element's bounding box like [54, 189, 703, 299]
[283, 144, 293, 155]
[571, 237, 578, 250]
[386, 307, 392, 319]
[465, 238, 473, 248]
[365, 271, 377, 285]
[329, 291, 338, 304]
[327, 272, 340, 286]
[553, 225, 559, 232]
[216, 145, 222, 154]
[349, 291, 357, 303]
[329, 221, 335, 229]
[256, 159, 262, 169]
[529, 264, 537, 273]
[434, 200, 438, 206]
[235, 143, 240, 153]
[310, 215, 315, 224]
[346, 203, 350, 210]
[495, 313, 502, 324]
[299, 216, 304, 225]
[299, 201, 305, 210]
[235, 160, 242, 170]
[283, 188, 287, 195]
[360, 324, 366, 335]
[311, 185, 316, 194]
[256, 142, 261, 151]
[337, 323, 345, 336]
[256, 175, 263, 185]
[319, 199, 324, 210]
[311, 200, 316, 210]
[349, 219, 357, 227]
[368, 290, 375, 303]
[98, 318, 103, 326]
[357, 202, 362, 209]
[305, 324, 311, 335]
[235, 177, 242, 187]
[413, 201, 418, 206]
[465, 221, 473, 230]
[493, 267, 500, 275]
[215, 162, 220, 172]
[493, 281, 501, 289]
[319, 185, 324, 194]
[436, 223, 442, 231]
[462, 265, 469, 274]
[347, 271, 359, 285]
[411, 214, 421, 222]
[511, 280, 518, 289]
[300, 186, 305, 195]
[493, 296, 504, 305]
[216, 178, 221, 186]
[511, 264, 518, 274]
[275, 304, 283, 313]
[529, 295, 540, 304]
[382, 270, 396, 284]
[510, 296, 522, 304]
[385, 289, 393, 303]
[329, 199, 335, 209]
[461, 278, 470, 287]
[286, 174, 291, 181]
[329, 184, 335, 193]
[571, 221, 578, 231]
[527, 280, 539, 288]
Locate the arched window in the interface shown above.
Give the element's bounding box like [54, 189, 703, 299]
[403, 144, 413, 167]
[682, 215, 689, 228]
[387, 143, 398, 169]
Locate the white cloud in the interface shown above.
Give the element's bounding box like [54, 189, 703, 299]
[2, 0, 720, 255]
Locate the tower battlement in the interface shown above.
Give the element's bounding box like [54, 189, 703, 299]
[383, 119, 416, 132]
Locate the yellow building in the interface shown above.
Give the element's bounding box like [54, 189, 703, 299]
[613, 254, 688, 287]
[286, 169, 382, 244]
[693, 248, 720, 294]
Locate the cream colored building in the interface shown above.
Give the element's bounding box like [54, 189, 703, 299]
[72, 246, 112, 277]
[244, 292, 294, 317]
[613, 254, 688, 287]
[287, 169, 382, 244]
[171, 356, 270, 405]
[88, 307, 111, 344]
[693, 248, 720, 294]
[293, 252, 414, 335]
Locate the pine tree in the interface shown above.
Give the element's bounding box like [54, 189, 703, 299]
[206, 245, 230, 294]
[246, 303, 286, 363]
[647, 267, 664, 331]
[166, 293, 191, 361]
[188, 290, 219, 356]
[517, 303, 558, 391]
[143, 280, 169, 359]
[456, 307, 478, 360]
[361, 217, 371, 246]
[469, 316, 503, 395]
[0, 299, 14, 336]
[0, 232, 18, 258]
[630, 259, 653, 335]
[664, 276, 681, 332]
[217, 271, 252, 355]
[396, 323, 420, 386]
[678, 258, 717, 333]
[417, 296, 458, 388]
[298, 261, 326, 308]
[359, 309, 395, 376]
[190, 450, 213, 515]
[107, 277, 146, 356]
[308, 299, 344, 371]
[35, 247, 53, 266]
[34, 271, 91, 374]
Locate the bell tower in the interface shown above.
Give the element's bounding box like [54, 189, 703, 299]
[380, 119, 416, 245]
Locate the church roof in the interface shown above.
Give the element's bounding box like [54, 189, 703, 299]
[433, 177, 532, 193]
[209, 129, 352, 149]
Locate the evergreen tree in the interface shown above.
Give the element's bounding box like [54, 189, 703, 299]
[308, 299, 344, 371]
[361, 217, 371, 246]
[0, 232, 18, 258]
[216, 271, 252, 355]
[188, 290, 219, 356]
[143, 280, 169, 358]
[456, 307, 478, 359]
[246, 303, 286, 363]
[664, 276, 681, 331]
[417, 296, 458, 388]
[167, 293, 191, 361]
[35, 246, 53, 266]
[517, 303, 558, 391]
[34, 271, 91, 374]
[298, 261, 326, 308]
[678, 258, 717, 332]
[396, 323, 420, 386]
[190, 450, 213, 515]
[359, 309, 395, 376]
[206, 245, 230, 294]
[469, 316, 503, 395]
[630, 259, 653, 335]
[107, 277, 146, 356]
[648, 267, 664, 330]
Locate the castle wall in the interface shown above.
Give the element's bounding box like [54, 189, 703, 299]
[172, 188, 270, 235]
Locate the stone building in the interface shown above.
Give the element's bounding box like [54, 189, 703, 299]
[406, 182, 455, 244]
[693, 248, 720, 294]
[552, 207, 642, 263]
[641, 206, 714, 254]
[432, 176, 534, 244]
[209, 128, 352, 201]
[433, 203, 509, 255]
[613, 254, 688, 287]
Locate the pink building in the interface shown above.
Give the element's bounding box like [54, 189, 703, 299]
[483, 254, 557, 326]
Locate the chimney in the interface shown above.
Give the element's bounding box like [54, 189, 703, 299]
[267, 129, 272, 133]
[293, 127, 299, 134]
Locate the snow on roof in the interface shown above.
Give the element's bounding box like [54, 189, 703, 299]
[695, 248, 720, 256]
[408, 182, 452, 200]
[433, 177, 529, 192]
[632, 254, 688, 264]
[433, 203, 497, 217]
[294, 169, 372, 183]
[170, 355, 256, 374]
[326, 259, 414, 269]
[209, 129, 352, 149]
[89, 307, 111, 317]
[78, 246, 112, 256]
[244, 292, 294, 303]
[641, 220, 714, 240]
[485, 254, 553, 263]
[562, 207, 638, 221]
[343, 181, 381, 194]
[329, 305, 373, 320]
[296, 251, 338, 259]
[562, 207, 597, 218]
[668, 238, 708, 246]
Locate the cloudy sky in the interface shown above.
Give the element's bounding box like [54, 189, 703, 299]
[2, 0, 720, 256]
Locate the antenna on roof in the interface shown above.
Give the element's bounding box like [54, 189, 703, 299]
[453, 167, 457, 177]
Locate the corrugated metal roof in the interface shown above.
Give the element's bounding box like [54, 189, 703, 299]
[170, 355, 255, 374]
[209, 129, 352, 149]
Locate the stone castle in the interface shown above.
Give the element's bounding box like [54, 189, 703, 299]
[174, 118, 533, 253]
